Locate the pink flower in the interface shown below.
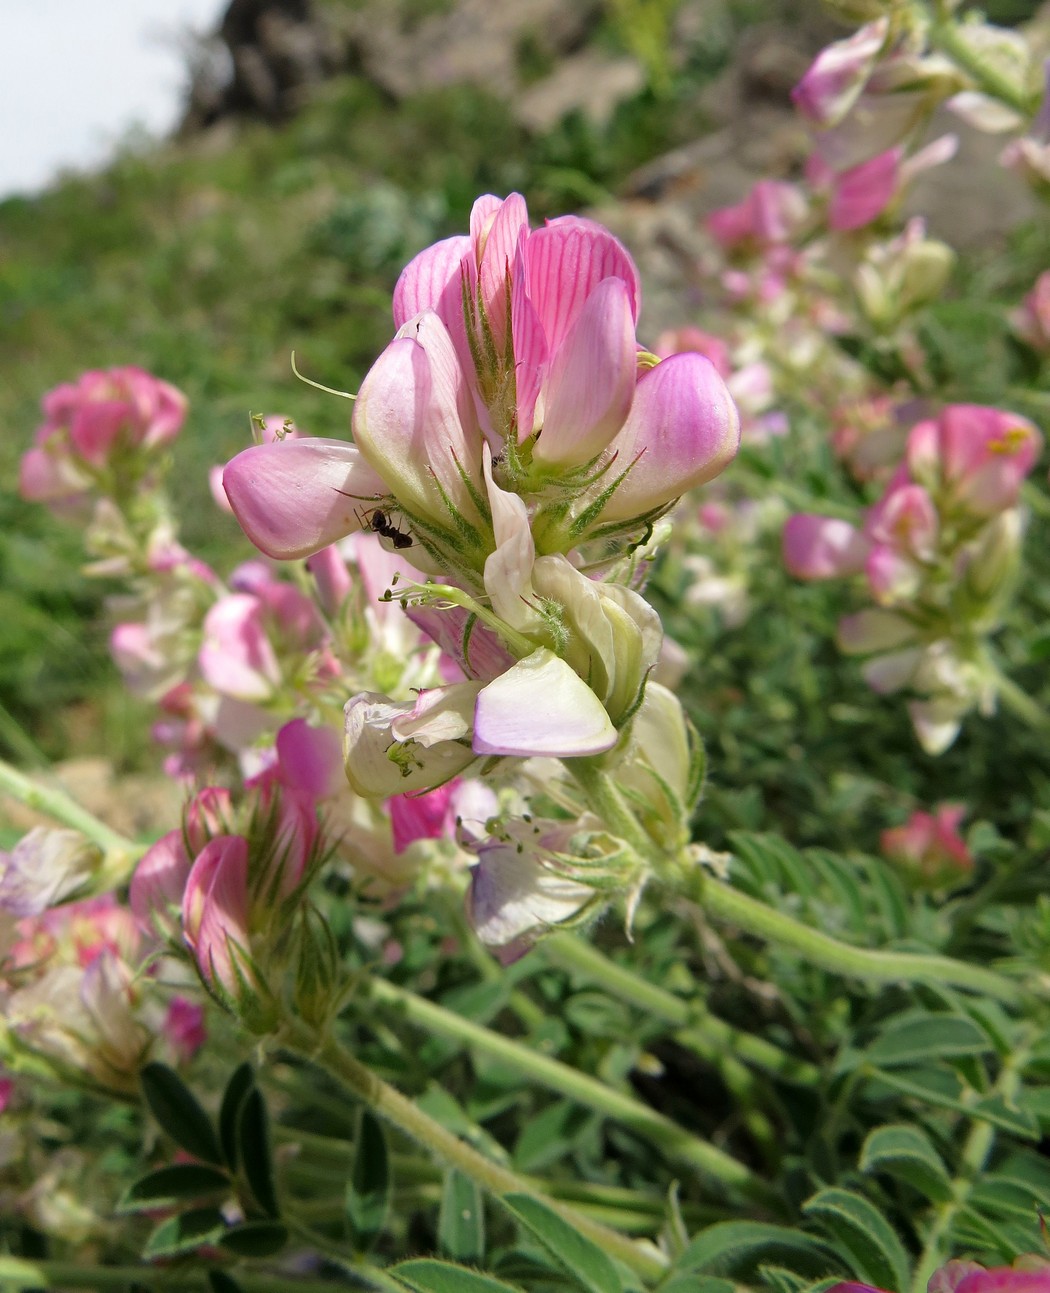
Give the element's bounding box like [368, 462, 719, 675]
[1012, 270, 1050, 353]
[181, 835, 255, 997]
[831, 1259, 1050, 1293]
[782, 515, 870, 580]
[881, 803, 974, 883]
[163, 996, 207, 1063]
[792, 19, 889, 129]
[906, 405, 1042, 516]
[706, 180, 808, 250]
[19, 367, 187, 504]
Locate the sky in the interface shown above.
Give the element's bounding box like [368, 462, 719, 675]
[1, 0, 229, 199]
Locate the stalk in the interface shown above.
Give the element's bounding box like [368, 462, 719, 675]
[366, 977, 769, 1199]
[700, 875, 1022, 1004]
[929, 17, 1035, 118]
[909, 1048, 1027, 1293]
[0, 757, 143, 883]
[544, 932, 819, 1084]
[0, 1257, 347, 1293]
[279, 1017, 669, 1284]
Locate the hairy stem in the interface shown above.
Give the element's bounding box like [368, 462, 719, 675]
[0, 757, 143, 882]
[279, 1017, 669, 1283]
[910, 1047, 1028, 1293]
[929, 17, 1035, 118]
[700, 874, 1022, 1004]
[544, 932, 819, 1084]
[367, 976, 771, 1199]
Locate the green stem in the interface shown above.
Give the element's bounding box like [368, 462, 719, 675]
[0, 757, 143, 882]
[700, 875, 1022, 1004]
[0, 1257, 346, 1293]
[929, 18, 1035, 118]
[279, 1017, 669, 1284]
[568, 760, 663, 866]
[995, 671, 1050, 731]
[909, 1048, 1027, 1293]
[367, 976, 769, 1199]
[544, 932, 819, 1084]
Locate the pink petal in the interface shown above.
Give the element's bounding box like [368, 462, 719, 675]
[829, 148, 901, 231]
[533, 277, 637, 468]
[782, 514, 869, 579]
[275, 718, 344, 800]
[353, 313, 484, 523]
[594, 353, 740, 524]
[473, 650, 617, 757]
[223, 438, 386, 560]
[475, 193, 529, 354]
[393, 234, 472, 334]
[522, 217, 641, 360]
[199, 595, 280, 701]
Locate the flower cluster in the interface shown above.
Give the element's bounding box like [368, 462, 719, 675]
[222, 193, 738, 950]
[784, 404, 1041, 752]
[19, 366, 187, 512]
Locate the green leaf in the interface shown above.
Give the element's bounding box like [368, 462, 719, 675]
[237, 1086, 279, 1218]
[208, 1274, 245, 1293]
[859, 1124, 952, 1203]
[658, 1280, 735, 1293]
[439, 1170, 485, 1265]
[140, 1062, 223, 1166]
[392, 1259, 527, 1293]
[142, 1206, 226, 1259]
[347, 1109, 390, 1251]
[219, 1220, 289, 1257]
[802, 1188, 909, 1293]
[676, 1221, 834, 1277]
[118, 1163, 231, 1213]
[868, 1067, 1039, 1138]
[865, 1014, 992, 1068]
[219, 1061, 256, 1171]
[501, 1193, 623, 1293]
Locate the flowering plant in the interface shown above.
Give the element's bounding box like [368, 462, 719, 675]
[1, 2, 1049, 1290]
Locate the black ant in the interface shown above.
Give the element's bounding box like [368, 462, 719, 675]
[357, 506, 414, 550]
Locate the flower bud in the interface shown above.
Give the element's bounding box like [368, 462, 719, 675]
[964, 508, 1024, 601]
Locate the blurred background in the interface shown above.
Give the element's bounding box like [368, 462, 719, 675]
[1, 0, 1046, 817]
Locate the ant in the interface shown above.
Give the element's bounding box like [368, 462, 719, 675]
[357, 505, 414, 551]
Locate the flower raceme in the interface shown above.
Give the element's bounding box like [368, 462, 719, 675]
[222, 192, 739, 572]
[783, 404, 1042, 754]
[19, 366, 187, 508]
[223, 194, 739, 782]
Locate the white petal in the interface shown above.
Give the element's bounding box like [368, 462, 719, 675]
[473, 650, 616, 757]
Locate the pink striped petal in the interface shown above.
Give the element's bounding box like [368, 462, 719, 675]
[393, 234, 471, 333]
[223, 438, 385, 560]
[534, 277, 637, 467]
[474, 193, 528, 354]
[522, 217, 641, 359]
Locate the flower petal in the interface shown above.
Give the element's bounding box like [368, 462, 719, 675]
[593, 353, 740, 524]
[223, 438, 385, 560]
[473, 649, 617, 757]
[533, 277, 637, 468]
